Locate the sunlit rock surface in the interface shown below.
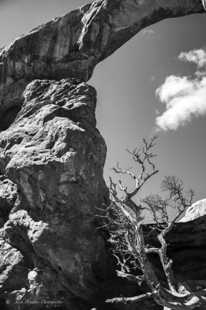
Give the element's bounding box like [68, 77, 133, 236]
[179, 199, 206, 222]
[0, 79, 110, 309]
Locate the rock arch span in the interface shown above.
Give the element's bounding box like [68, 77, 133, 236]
[0, 1, 205, 310]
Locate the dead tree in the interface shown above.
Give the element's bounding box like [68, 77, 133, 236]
[100, 137, 206, 309]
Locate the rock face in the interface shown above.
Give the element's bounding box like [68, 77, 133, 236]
[0, 0, 205, 310]
[0, 0, 205, 120]
[179, 199, 206, 222]
[0, 78, 110, 309]
[0, 176, 17, 227]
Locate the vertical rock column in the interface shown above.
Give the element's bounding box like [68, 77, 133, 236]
[0, 1, 204, 309]
[0, 78, 109, 309]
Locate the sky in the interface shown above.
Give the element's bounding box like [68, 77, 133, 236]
[0, 0, 206, 208]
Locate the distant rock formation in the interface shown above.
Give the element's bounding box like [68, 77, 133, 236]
[0, 1, 205, 309]
[180, 199, 206, 222]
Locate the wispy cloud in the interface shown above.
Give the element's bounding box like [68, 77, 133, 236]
[156, 48, 206, 131]
[141, 28, 155, 38]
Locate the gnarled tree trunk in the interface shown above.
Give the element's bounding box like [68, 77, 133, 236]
[0, 1, 205, 309]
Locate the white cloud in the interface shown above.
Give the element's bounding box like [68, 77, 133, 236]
[156, 49, 206, 131]
[179, 49, 206, 68]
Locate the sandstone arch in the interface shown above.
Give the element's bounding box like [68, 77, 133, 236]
[0, 1, 205, 310]
[0, 0, 205, 118]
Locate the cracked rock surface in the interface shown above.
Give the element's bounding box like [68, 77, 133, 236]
[0, 79, 109, 309]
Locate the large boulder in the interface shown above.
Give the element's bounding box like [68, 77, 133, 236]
[0, 78, 110, 309]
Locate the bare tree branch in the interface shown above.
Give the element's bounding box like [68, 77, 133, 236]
[98, 136, 202, 309]
[106, 291, 154, 304]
